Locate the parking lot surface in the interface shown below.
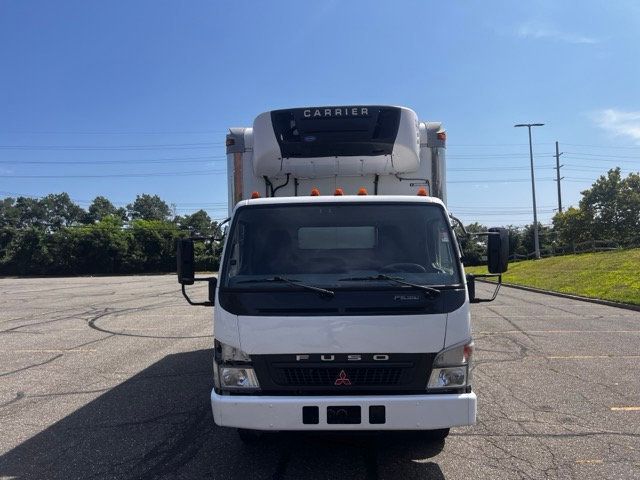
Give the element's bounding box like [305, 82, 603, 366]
[1, 275, 639, 479]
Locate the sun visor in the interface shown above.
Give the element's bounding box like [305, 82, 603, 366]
[252, 106, 420, 178]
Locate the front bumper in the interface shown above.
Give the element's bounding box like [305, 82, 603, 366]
[211, 390, 476, 431]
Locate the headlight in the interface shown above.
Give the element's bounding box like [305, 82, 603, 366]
[213, 339, 260, 391]
[428, 367, 467, 388]
[428, 339, 473, 390]
[220, 367, 260, 390]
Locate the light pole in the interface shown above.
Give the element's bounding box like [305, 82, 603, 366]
[514, 123, 544, 259]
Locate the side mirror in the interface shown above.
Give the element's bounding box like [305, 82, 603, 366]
[177, 237, 217, 307]
[177, 239, 195, 285]
[487, 227, 509, 274]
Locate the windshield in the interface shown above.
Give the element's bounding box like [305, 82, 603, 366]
[221, 203, 462, 289]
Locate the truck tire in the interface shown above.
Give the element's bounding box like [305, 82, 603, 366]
[237, 428, 263, 444]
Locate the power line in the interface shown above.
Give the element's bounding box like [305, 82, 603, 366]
[449, 164, 555, 171]
[448, 205, 555, 213]
[448, 142, 640, 149]
[0, 155, 226, 165]
[564, 151, 640, 159]
[448, 177, 555, 183]
[562, 166, 637, 173]
[0, 130, 225, 135]
[1, 169, 225, 178]
[447, 143, 554, 147]
[447, 152, 555, 158]
[450, 210, 557, 216]
[0, 190, 229, 210]
[562, 142, 640, 149]
[0, 142, 224, 151]
[562, 156, 640, 166]
[563, 176, 602, 182]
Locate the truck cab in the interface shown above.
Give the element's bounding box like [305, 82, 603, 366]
[177, 105, 507, 442]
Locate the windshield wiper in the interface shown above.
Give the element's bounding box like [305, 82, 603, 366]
[235, 276, 335, 298]
[338, 274, 441, 296]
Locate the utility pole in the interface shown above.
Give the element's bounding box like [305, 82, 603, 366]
[554, 141, 564, 213]
[514, 123, 545, 259]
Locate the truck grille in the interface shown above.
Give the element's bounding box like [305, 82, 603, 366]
[251, 353, 435, 394]
[277, 366, 405, 387]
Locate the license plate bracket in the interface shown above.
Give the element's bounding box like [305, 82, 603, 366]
[327, 405, 361, 424]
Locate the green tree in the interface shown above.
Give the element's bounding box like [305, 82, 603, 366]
[14, 196, 48, 228]
[521, 222, 553, 256]
[579, 168, 640, 243]
[9, 193, 85, 230]
[0, 228, 53, 275]
[126, 220, 179, 272]
[60, 217, 130, 274]
[0, 198, 20, 228]
[40, 193, 85, 229]
[552, 207, 592, 247]
[87, 196, 126, 223]
[127, 194, 171, 221]
[177, 209, 219, 237]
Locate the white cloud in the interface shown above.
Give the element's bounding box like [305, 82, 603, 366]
[592, 109, 640, 143]
[516, 21, 599, 44]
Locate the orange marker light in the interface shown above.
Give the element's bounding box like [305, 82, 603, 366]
[334, 188, 344, 196]
[357, 187, 368, 196]
[310, 188, 320, 196]
[437, 131, 446, 141]
[417, 187, 428, 196]
[463, 343, 474, 362]
[251, 191, 261, 199]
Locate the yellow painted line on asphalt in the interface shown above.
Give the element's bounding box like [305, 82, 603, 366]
[575, 459, 604, 464]
[610, 406, 640, 411]
[546, 355, 640, 359]
[14, 349, 97, 353]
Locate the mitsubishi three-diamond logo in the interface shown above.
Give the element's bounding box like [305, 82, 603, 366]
[334, 370, 352, 386]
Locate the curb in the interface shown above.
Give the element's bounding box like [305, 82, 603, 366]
[477, 279, 640, 313]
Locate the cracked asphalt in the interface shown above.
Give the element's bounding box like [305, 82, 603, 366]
[0, 275, 639, 479]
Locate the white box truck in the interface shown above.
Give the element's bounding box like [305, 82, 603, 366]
[177, 105, 508, 443]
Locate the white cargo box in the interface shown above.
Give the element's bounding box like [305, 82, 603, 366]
[225, 105, 446, 215]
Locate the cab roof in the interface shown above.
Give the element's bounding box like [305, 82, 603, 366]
[234, 195, 446, 211]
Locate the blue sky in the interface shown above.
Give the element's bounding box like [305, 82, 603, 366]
[1, 0, 639, 225]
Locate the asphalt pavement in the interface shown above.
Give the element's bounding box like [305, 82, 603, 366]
[0, 275, 639, 479]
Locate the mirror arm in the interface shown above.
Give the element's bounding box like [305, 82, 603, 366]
[449, 214, 468, 236]
[469, 274, 502, 303]
[181, 277, 216, 307]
